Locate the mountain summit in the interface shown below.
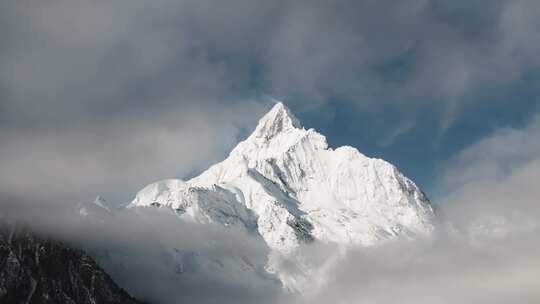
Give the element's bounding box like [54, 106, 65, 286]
[252, 102, 302, 140]
[131, 102, 433, 249]
[130, 101, 434, 289]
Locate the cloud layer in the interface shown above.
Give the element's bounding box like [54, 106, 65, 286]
[0, 100, 266, 203]
[291, 116, 540, 304]
[2, 0, 540, 203]
[3, 114, 540, 304]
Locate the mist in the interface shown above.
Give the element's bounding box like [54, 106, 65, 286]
[3, 130, 539, 304]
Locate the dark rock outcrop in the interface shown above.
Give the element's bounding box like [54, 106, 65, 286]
[0, 225, 144, 304]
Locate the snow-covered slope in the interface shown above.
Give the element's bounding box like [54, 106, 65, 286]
[78, 196, 112, 219]
[130, 102, 433, 258]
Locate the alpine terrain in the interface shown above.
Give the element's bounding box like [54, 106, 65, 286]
[0, 224, 143, 304]
[129, 102, 434, 290]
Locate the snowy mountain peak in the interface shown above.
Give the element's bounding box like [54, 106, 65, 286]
[251, 102, 302, 141]
[78, 196, 111, 219]
[129, 100, 434, 289]
[225, 102, 328, 169]
[132, 101, 432, 237]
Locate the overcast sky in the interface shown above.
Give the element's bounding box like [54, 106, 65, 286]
[1, 0, 539, 205]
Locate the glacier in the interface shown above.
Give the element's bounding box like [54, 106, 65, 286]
[128, 101, 434, 291]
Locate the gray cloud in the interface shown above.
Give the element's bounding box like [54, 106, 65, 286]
[0, 100, 266, 203]
[1, 0, 540, 203]
[296, 230, 540, 304]
[299, 111, 540, 304]
[434, 113, 540, 233]
[436, 113, 540, 198]
[1, 199, 285, 304]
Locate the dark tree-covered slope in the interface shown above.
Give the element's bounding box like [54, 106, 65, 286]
[0, 226, 144, 304]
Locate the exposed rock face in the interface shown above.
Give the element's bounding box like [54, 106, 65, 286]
[0, 225, 144, 304]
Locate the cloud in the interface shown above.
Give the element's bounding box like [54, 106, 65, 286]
[430, 113, 540, 238]
[290, 112, 540, 304]
[296, 231, 540, 304]
[1, 0, 540, 203]
[0, 101, 267, 204]
[2, 107, 540, 304]
[1, 199, 286, 304]
[437, 114, 540, 193]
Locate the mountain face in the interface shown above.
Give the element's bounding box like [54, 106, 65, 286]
[130, 102, 434, 290]
[0, 102, 434, 302]
[0, 225, 143, 304]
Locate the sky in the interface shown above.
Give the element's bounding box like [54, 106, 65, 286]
[2, 1, 540, 303]
[1, 0, 540, 205]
